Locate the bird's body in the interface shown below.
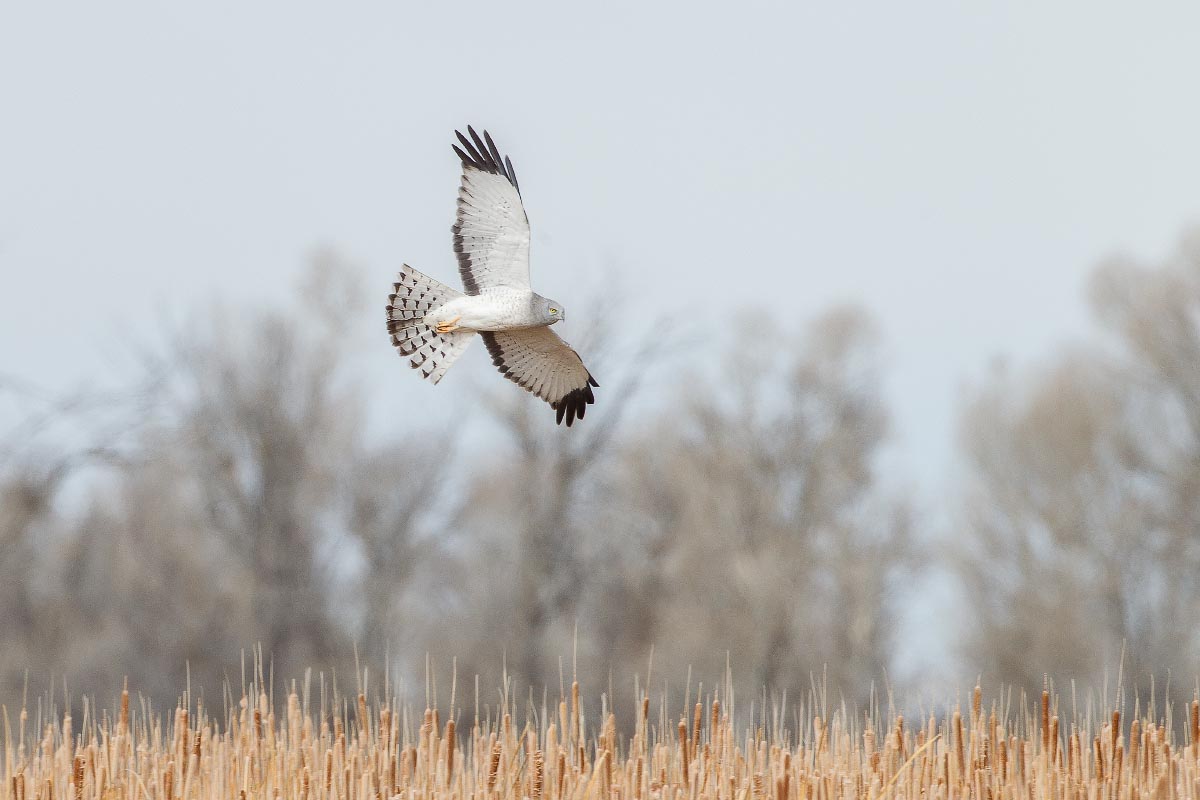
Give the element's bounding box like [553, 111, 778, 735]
[386, 127, 598, 426]
[424, 288, 558, 333]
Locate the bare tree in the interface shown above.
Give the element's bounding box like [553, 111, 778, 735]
[345, 439, 451, 668]
[956, 230, 1200, 699]
[609, 307, 910, 702]
[411, 304, 910, 708]
[0, 466, 59, 701]
[0, 251, 444, 706]
[417, 293, 660, 694]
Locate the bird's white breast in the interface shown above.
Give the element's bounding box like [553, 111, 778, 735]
[427, 288, 538, 332]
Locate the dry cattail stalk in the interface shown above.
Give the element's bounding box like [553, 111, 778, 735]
[1049, 716, 1059, 766]
[1040, 686, 1050, 756]
[486, 740, 501, 793]
[357, 694, 369, 742]
[4, 676, 1200, 800]
[571, 682, 580, 738]
[531, 750, 544, 800]
[952, 711, 965, 775]
[1191, 699, 1200, 753]
[1111, 710, 1120, 759]
[678, 718, 690, 788]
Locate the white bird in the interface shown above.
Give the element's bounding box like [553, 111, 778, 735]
[386, 127, 597, 426]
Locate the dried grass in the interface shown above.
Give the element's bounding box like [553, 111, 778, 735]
[3, 675, 1199, 800]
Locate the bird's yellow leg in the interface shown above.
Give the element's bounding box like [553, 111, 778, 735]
[435, 315, 462, 334]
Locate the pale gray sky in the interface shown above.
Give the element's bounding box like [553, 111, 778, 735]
[3, 1, 1200, 497]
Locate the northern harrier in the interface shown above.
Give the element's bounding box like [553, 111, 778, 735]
[386, 127, 598, 426]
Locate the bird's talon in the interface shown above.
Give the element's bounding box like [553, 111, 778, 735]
[435, 315, 462, 334]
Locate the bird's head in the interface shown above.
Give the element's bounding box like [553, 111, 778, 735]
[541, 297, 565, 324]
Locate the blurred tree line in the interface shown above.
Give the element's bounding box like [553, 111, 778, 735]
[2, 231, 1199, 713]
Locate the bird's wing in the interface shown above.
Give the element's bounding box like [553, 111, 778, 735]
[451, 127, 531, 294]
[480, 328, 598, 426]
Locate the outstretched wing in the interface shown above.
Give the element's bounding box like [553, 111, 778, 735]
[451, 127, 531, 294]
[481, 328, 599, 426]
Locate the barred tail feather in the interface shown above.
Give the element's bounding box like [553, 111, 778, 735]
[386, 265, 474, 384]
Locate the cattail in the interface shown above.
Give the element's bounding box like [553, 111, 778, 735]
[1128, 719, 1140, 779]
[486, 740, 501, 792]
[1191, 698, 1200, 752]
[72, 757, 84, 800]
[1040, 685, 1050, 755]
[1111, 710, 1120, 758]
[953, 710, 965, 774]
[571, 682, 580, 741]
[531, 750, 544, 800]
[1050, 716, 1059, 766]
[358, 694, 369, 741]
[7, 673, 1200, 800]
[117, 685, 130, 735]
[678, 718, 690, 788]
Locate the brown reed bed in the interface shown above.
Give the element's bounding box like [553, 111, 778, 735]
[3, 674, 1199, 800]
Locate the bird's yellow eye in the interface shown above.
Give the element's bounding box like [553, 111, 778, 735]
[550, 307, 558, 315]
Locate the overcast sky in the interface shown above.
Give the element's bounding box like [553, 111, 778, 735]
[3, 2, 1200, 503]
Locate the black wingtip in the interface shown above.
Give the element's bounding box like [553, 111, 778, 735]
[452, 125, 520, 193]
[552, 383, 597, 427]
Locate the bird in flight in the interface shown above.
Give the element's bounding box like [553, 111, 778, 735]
[386, 127, 598, 426]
